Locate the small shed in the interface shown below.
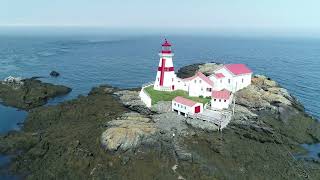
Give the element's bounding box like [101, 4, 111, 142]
[211, 89, 233, 110]
[172, 96, 203, 117]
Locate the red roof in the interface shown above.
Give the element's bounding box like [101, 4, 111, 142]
[225, 64, 252, 75]
[173, 96, 197, 107]
[182, 72, 213, 86]
[214, 73, 225, 79]
[212, 89, 231, 100]
[162, 39, 172, 47]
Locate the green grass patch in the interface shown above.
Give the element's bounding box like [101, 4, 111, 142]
[144, 86, 210, 105]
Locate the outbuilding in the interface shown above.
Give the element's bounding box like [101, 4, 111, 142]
[172, 96, 203, 117]
[211, 89, 233, 110]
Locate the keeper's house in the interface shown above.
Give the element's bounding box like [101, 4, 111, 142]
[211, 89, 233, 110]
[172, 96, 203, 117]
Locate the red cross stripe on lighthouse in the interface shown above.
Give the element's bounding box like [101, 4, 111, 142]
[158, 58, 174, 86]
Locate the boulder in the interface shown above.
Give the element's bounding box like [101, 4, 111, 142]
[101, 113, 158, 152]
[50, 71, 60, 77]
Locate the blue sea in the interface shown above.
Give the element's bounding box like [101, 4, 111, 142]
[0, 30, 320, 177]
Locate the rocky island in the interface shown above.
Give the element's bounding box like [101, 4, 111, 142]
[0, 77, 72, 110]
[1, 63, 320, 179]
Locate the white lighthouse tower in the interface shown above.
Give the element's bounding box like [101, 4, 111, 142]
[154, 39, 176, 91]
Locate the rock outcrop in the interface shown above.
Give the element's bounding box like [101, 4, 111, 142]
[50, 71, 60, 77]
[114, 90, 153, 115]
[0, 78, 71, 110]
[198, 63, 223, 76]
[151, 101, 172, 113]
[236, 76, 293, 110]
[101, 112, 158, 152]
[185, 117, 219, 132]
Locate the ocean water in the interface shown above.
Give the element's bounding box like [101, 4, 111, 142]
[0, 33, 320, 172]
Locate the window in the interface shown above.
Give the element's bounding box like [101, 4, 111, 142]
[206, 88, 212, 92]
[228, 79, 231, 84]
[224, 100, 226, 102]
[219, 99, 221, 102]
[174, 103, 176, 106]
[158, 78, 159, 81]
[220, 80, 222, 83]
[184, 83, 186, 86]
[199, 80, 202, 83]
[184, 106, 186, 109]
[172, 78, 174, 82]
[194, 80, 197, 83]
[201, 88, 203, 91]
[214, 99, 216, 101]
[178, 104, 180, 107]
[242, 78, 244, 83]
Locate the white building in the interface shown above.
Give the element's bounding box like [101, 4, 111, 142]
[172, 96, 203, 117]
[147, 39, 253, 113]
[211, 89, 233, 110]
[209, 64, 252, 92]
[179, 72, 213, 97]
[154, 39, 176, 91]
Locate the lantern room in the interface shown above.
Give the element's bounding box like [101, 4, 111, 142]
[161, 39, 172, 54]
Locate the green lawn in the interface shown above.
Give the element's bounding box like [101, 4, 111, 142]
[144, 86, 211, 105]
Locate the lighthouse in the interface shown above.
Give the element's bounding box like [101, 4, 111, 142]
[154, 39, 176, 91]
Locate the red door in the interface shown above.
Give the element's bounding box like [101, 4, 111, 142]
[194, 106, 200, 113]
[172, 85, 175, 90]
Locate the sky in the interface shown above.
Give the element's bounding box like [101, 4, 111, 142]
[1, 0, 320, 35]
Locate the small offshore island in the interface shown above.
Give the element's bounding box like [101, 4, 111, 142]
[0, 42, 320, 179]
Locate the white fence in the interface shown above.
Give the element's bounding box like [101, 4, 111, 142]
[139, 83, 153, 108]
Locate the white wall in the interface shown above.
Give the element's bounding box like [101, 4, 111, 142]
[212, 68, 234, 91]
[232, 73, 252, 91]
[211, 95, 233, 110]
[188, 77, 212, 97]
[139, 87, 152, 108]
[209, 76, 225, 91]
[175, 78, 189, 92]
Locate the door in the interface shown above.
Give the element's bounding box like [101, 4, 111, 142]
[172, 85, 175, 90]
[194, 106, 201, 113]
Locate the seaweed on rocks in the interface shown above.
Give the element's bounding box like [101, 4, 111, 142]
[0, 78, 71, 110]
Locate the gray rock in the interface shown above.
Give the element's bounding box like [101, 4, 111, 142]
[152, 101, 172, 113]
[101, 112, 158, 152]
[152, 112, 190, 136]
[114, 90, 152, 115]
[233, 105, 258, 121]
[185, 118, 219, 132]
[198, 63, 223, 76]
